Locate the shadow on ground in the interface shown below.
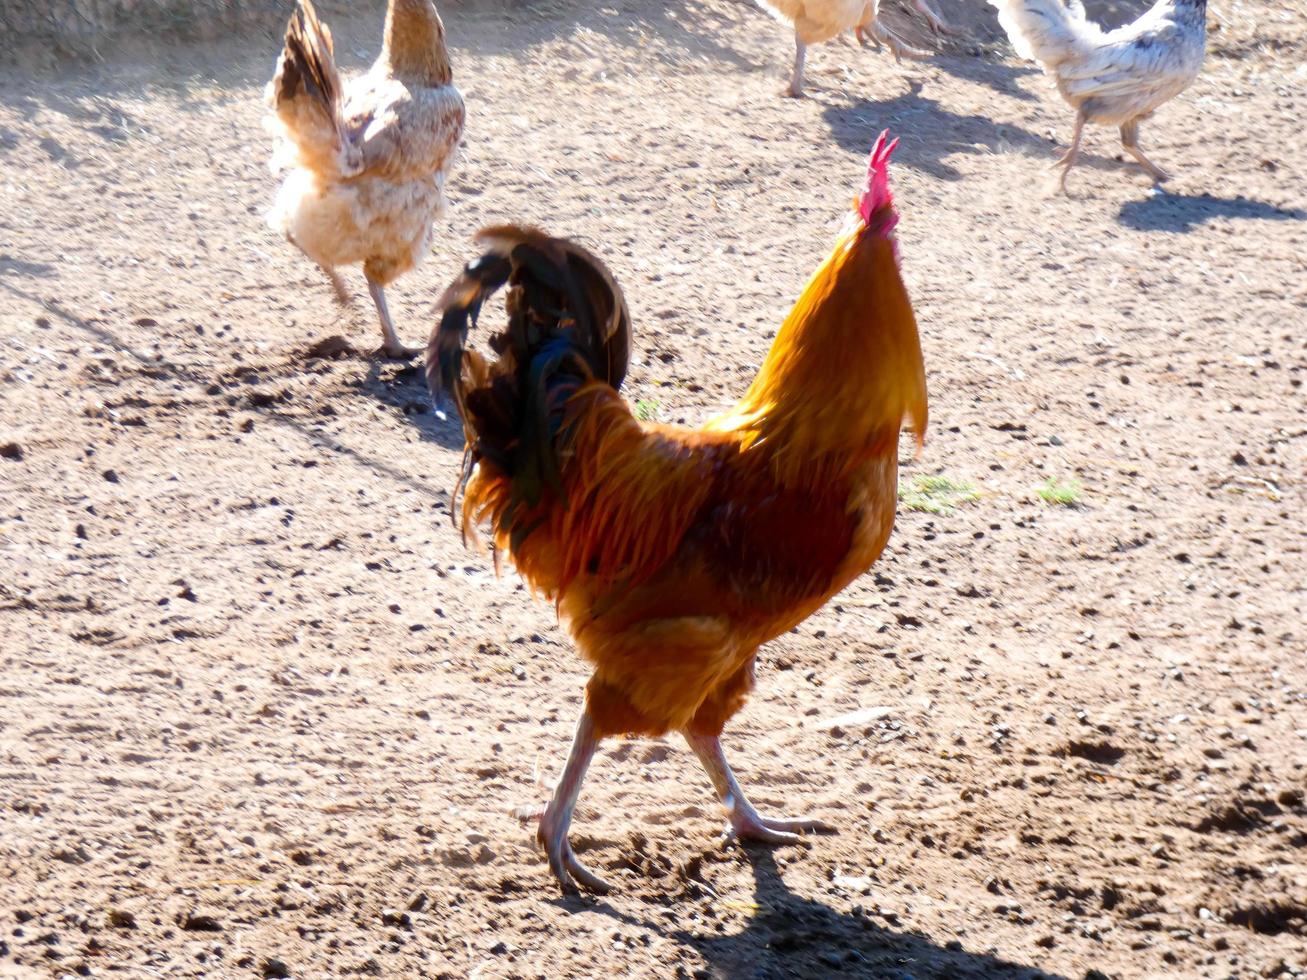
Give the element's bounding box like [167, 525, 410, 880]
[822, 80, 1052, 180]
[352, 358, 467, 452]
[1118, 191, 1307, 232]
[578, 849, 1066, 980]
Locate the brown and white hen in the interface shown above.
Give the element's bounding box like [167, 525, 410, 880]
[267, 0, 465, 357]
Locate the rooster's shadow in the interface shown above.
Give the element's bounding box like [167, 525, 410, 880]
[576, 848, 1068, 980]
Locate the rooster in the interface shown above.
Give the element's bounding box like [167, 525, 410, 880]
[990, 0, 1206, 192]
[266, 0, 465, 358]
[428, 133, 926, 894]
[755, 0, 952, 97]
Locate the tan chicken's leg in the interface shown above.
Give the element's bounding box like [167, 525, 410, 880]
[912, 0, 953, 34]
[1052, 111, 1087, 194]
[1120, 118, 1171, 183]
[684, 732, 833, 844]
[855, 22, 882, 51]
[325, 267, 350, 307]
[786, 32, 808, 98]
[537, 710, 612, 895]
[365, 275, 422, 360]
[857, 12, 931, 62]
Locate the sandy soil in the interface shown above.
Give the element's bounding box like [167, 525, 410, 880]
[1, 0, 1305, 977]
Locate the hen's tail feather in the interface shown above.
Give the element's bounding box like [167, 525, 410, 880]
[988, 0, 1099, 68]
[268, 0, 360, 178]
[274, 0, 339, 113]
[427, 225, 632, 550]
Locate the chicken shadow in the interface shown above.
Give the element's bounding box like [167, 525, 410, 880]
[0, 253, 57, 278]
[351, 358, 467, 452]
[931, 51, 1042, 102]
[821, 81, 1053, 181]
[580, 849, 1066, 980]
[1117, 190, 1307, 233]
[445, 0, 763, 70]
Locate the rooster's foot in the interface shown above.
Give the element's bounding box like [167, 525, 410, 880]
[536, 710, 611, 895]
[727, 806, 835, 846]
[537, 822, 613, 896]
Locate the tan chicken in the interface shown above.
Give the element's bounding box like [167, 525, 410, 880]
[266, 0, 465, 357]
[990, 0, 1207, 192]
[755, 0, 951, 97]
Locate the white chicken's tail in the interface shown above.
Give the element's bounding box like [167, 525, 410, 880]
[265, 0, 361, 181]
[988, 0, 1101, 70]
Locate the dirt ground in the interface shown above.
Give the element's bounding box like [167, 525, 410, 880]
[1, 0, 1305, 976]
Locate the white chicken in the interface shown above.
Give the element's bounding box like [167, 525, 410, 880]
[756, 0, 951, 97]
[990, 0, 1207, 192]
[266, 0, 465, 358]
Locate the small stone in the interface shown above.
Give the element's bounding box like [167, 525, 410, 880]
[107, 909, 136, 929]
[181, 912, 222, 932]
[101, 469, 119, 483]
[406, 892, 429, 913]
[262, 958, 291, 978]
[0, 442, 22, 461]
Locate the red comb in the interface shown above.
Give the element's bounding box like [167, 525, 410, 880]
[857, 130, 899, 227]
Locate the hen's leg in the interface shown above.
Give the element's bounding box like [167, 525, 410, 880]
[912, 0, 952, 34]
[786, 33, 807, 98]
[684, 732, 833, 844]
[365, 275, 421, 360]
[325, 267, 350, 307]
[1052, 111, 1087, 194]
[537, 710, 613, 895]
[1120, 118, 1171, 183]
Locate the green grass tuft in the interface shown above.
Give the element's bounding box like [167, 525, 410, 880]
[1037, 477, 1083, 507]
[634, 398, 661, 422]
[898, 475, 980, 515]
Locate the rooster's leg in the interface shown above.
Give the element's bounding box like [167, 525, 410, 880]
[1120, 118, 1171, 183]
[786, 32, 807, 97]
[537, 710, 613, 895]
[365, 275, 421, 360]
[1052, 111, 1087, 194]
[684, 732, 834, 844]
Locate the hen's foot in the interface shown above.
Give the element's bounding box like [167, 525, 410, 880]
[373, 342, 423, 360]
[916, 1, 952, 35]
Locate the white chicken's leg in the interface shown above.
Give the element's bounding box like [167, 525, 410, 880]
[684, 732, 834, 844]
[787, 32, 808, 97]
[365, 275, 421, 360]
[1120, 118, 1171, 183]
[537, 710, 612, 895]
[1053, 111, 1087, 194]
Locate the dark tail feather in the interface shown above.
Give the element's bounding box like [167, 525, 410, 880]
[426, 225, 632, 526]
[271, 0, 342, 122]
